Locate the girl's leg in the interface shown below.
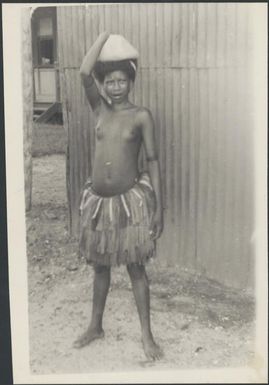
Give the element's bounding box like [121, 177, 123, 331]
[73, 264, 111, 348]
[127, 263, 163, 360]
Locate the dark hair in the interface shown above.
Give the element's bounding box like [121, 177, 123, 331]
[93, 59, 137, 83]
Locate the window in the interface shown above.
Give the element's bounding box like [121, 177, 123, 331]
[32, 11, 56, 67]
[38, 17, 53, 36]
[38, 37, 54, 65]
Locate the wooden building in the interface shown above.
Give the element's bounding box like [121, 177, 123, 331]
[44, 3, 254, 289]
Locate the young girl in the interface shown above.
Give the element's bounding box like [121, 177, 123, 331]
[74, 32, 163, 361]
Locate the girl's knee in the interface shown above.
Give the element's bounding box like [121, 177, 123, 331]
[127, 263, 146, 281]
[94, 264, 110, 275]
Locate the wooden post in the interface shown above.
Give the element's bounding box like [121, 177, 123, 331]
[22, 7, 33, 211]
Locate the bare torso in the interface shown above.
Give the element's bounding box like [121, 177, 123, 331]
[92, 104, 142, 196]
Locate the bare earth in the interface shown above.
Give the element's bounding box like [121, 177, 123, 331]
[27, 154, 255, 374]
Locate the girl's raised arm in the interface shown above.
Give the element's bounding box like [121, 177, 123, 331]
[80, 31, 110, 112]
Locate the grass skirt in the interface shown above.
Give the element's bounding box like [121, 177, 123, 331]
[79, 173, 156, 266]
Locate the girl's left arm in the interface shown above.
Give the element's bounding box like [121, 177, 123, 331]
[139, 108, 163, 240]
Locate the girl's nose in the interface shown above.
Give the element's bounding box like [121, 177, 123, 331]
[114, 82, 120, 90]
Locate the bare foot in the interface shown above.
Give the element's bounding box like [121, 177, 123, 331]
[73, 327, 104, 349]
[142, 335, 163, 361]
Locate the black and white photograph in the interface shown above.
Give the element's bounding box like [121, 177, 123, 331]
[2, 2, 267, 383]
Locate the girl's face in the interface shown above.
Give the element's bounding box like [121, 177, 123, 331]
[103, 70, 131, 103]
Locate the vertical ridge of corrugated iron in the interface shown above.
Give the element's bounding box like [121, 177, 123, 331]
[58, 3, 254, 288]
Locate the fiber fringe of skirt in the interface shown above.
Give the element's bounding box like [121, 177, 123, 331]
[79, 172, 156, 266]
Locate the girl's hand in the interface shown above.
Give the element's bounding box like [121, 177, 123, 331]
[149, 210, 163, 240]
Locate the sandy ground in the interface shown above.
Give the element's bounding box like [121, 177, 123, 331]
[27, 154, 255, 374]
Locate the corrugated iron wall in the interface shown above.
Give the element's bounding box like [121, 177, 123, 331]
[57, 3, 254, 289]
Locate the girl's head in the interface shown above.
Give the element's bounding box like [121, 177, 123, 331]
[93, 59, 137, 84]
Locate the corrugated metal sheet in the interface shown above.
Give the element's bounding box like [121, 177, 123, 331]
[57, 3, 254, 288]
